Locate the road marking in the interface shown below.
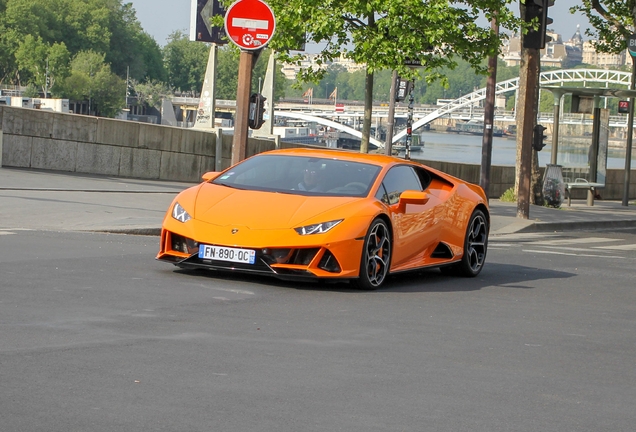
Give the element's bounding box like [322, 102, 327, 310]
[539, 245, 619, 253]
[593, 243, 636, 251]
[491, 233, 562, 241]
[528, 237, 620, 246]
[522, 249, 625, 259]
[0, 231, 16, 236]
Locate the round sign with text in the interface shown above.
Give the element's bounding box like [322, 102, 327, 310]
[224, 0, 276, 50]
[629, 33, 636, 57]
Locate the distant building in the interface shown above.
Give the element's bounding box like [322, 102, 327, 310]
[501, 27, 583, 68]
[281, 53, 366, 80]
[582, 40, 628, 68]
[281, 53, 327, 80]
[501, 25, 630, 70]
[333, 53, 366, 73]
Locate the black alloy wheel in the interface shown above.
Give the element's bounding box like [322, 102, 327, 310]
[355, 219, 391, 290]
[456, 209, 489, 277]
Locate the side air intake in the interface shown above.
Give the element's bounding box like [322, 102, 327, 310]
[431, 242, 454, 259]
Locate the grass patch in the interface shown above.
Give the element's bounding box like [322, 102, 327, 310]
[499, 187, 516, 202]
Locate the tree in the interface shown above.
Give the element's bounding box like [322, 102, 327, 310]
[0, 0, 165, 85]
[0, 0, 16, 83]
[162, 31, 210, 93]
[132, 79, 172, 110]
[269, 0, 520, 152]
[57, 50, 124, 117]
[14, 35, 70, 96]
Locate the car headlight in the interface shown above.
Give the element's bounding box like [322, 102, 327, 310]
[172, 202, 192, 223]
[294, 219, 342, 235]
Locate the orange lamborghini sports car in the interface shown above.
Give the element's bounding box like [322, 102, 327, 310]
[156, 148, 489, 289]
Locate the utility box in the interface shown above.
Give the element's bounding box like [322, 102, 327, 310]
[39, 99, 70, 113]
[11, 97, 33, 108]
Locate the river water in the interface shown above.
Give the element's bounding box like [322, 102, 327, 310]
[406, 130, 635, 170]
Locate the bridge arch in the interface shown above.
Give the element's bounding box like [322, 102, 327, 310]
[273, 111, 385, 148]
[391, 68, 632, 144]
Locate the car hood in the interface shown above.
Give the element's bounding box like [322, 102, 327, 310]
[192, 183, 360, 229]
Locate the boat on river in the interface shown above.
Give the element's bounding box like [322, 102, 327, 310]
[453, 120, 504, 137]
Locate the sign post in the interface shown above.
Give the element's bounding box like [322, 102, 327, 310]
[624, 33, 636, 206]
[225, 0, 275, 50]
[224, 0, 276, 165]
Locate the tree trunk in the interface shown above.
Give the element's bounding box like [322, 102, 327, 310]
[514, 49, 528, 197]
[360, 12, 375, 154]
[360, 69, 374, 153]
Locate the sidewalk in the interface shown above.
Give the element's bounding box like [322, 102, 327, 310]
[2, 167, 636, 235]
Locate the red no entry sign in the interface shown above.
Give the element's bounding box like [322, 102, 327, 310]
[224, 0, 276, 50]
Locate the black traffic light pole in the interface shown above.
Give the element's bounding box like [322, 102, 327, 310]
[524, 0, 553, 49]
[248, 93, 267, 130]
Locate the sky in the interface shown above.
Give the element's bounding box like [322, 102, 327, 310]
[129, 0, 594, 48]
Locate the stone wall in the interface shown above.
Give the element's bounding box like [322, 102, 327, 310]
[1, 104, 635, 199]
[0, 105, 275, 183]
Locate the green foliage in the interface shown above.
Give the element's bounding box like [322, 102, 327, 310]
[499, 187, 516, 202]
[56, 50, 124, 117]
[270, 0, 520, 84]
[571, 1, 635, 54]
[0, 0, 165, 86]
[202, 44, 286, 100]
[539, 89, 554, 113]
[132, 79, 172, 109]
[22, 83, 40, 98]
[162, 31, 209, 93]
[14, 35, 70, 94]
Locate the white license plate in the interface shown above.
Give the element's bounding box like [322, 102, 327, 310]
[198, 244, 256, 264]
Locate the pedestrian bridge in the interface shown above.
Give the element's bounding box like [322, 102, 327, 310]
[172, 69, 633, 148]
[392, 68, 632, 144]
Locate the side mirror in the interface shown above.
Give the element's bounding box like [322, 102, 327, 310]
[201, 171, 220, 182]
[398, 190, 429, 211]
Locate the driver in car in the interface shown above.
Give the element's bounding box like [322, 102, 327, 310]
[297, 162, 326, 191]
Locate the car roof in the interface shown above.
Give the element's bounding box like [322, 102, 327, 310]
[258, 147, 408, 167]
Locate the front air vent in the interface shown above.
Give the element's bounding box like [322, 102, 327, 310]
[318, 250, 341, 273]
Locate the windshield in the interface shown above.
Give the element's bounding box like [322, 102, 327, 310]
[212, 154, 382, 197]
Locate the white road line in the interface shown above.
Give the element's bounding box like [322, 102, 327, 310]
[528, 237, 620, 246]
[539, 245, 618, 253]
[593, 243, 636, 251]
[522, 249, 625, 259]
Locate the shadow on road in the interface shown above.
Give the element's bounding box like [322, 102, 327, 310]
[172, 262, 576, 294]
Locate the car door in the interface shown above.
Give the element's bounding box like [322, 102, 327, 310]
[376, 165, 442, 270]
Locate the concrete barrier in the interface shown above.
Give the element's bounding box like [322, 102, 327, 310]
[0, 105, 275, 182]
[1, 104, 635, 199]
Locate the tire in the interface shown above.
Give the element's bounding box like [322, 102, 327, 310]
[454, 209, 489, 277]
[354, 219, 392, 290]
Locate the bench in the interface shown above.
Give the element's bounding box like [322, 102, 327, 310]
[563, 178, 605, 206]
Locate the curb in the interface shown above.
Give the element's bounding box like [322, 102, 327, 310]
[515, 219, 636, 233]
[95, 228, 162, 236]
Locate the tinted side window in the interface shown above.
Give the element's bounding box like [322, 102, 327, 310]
[413, 166, 432, 190]
[379, 166, 422, 205]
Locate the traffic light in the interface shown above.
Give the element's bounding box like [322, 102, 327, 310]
[248, 93, 266, 129]
[395, 77, 413, 102]
[523, 0, 554, 49]
[533, 124, 547, 151]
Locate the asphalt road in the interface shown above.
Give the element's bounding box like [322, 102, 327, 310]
[1, 228, 635, 432]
